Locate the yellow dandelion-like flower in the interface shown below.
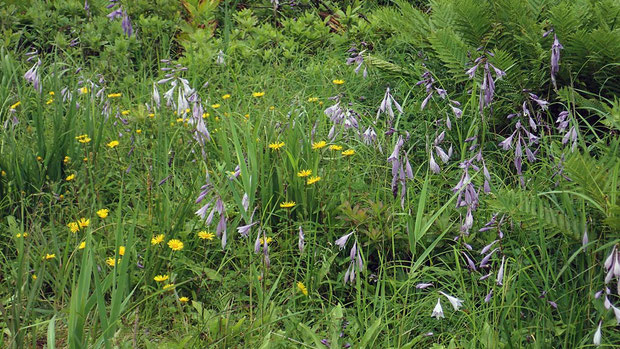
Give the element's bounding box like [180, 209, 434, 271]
[118, 246, 125, 256]
[342, 149, 355, 156]
[268, 142, 285, 150]
[211, 103, 220, 109]
[1, 170, 6, 176]
[78, 136, 91, 143]
[151, 234, 165, 245]
[163, 283, 175, 290]
[167, 239, 184, 251]
[307, 176, 321, 185]
[136, 129, 142, 134]
[244, 114, 250, 119]
[154, 275, 169, 282]
[222, 94, 231, 100]
[108, 93, 122, 98]
[106, 257, 119, 267]
[329, 145, 343, 151]
[16, 232, 28, 238]
[44, 253, 56, 260]
[312, 141, 327, 150]
[185, 108, 190, 113]
[179, 296, 189, 303]
[107, 140, 119, 148]
[202, 113, 209, 119]
[32, 274, 37, 280]
[67, 222, 80, 233]
[63, 156, 71, 164]
[78, 218, 90, 228]
[307, 97, 319, 102]
[66, 174, 76, 181]
[297, 169, 312, 177]
[259, 236, 273, 245]
[83, 157, 88, 162]
[280, 201, 296, 209]
[36, 156, 43, 162]
[148, 113, 155, 118]
[176, 117, 184, 123]
[297, 281, 308, 296]
[78, 241, 86, 249]
[332, 79, 345, 85]
[198, 231, 215, 240]
[269, 106, 275, 111]
[121, 110, 130, 116]
[252, 92, 265, 97]
[80, 87, 89, 94]
[97, 208, 109, 218]
[49, 91, 55, 96]
[10, 101, 21, 110]
[46, 99, 54, 105]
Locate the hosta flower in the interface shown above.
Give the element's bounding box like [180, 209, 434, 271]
[593, 321, 602, 346]
[121, 11, 133, 37]
[550, 34, 563, 89]
[335, 231, 354, 250]
[298, 226, 305, 253]
[416, 283, 434, 289]
[431, 298, 444, 318]
[439, 291, 464, 311]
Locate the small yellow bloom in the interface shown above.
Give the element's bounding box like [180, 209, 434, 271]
[136, 129, 142, 134]
[252, 92, 265, 97]
[198, 231, 215, 240]
[46, 99, 54, 105]
[259, 236, 273, 245]
[297, 169, 312, 177]
[179, 296, 189, 303]
[269, 142, 285, 150]
[202, 113, 209, 119]
[76, 134, 91, 143]
[280, 201, 296, 209]
[118, 246, 125, 256]
[222, 94, 231, 99]
[10, 101, 21, 110]
[332, 79, 345, 85]
[151, 234, 165, 245]
[67, 222, 80, 233]
[59, 194, 64, 200]
[312, 141, 327, 150]
[163, 283, 175, 290]
[342, 149, 355, 156]
[269, 106, 275, 111]
[167, 239, 184, 251]
[121, 110, 130, 116]
[307, 176, 321, 185]
[44, 253, 56, 260]
[106, 257, 119, 266]
[78, 241, 86, 249]
[185, 108, 190, 113]
[211, 103, 220, 109]
[49, 91, 55, 96]
[66, 174, 76, 181]
[78, 218, 90, 228]
[154, 274, 169, 282]
[107, 140, 119, 148]
[80, 87, 89, 94]
[83, 157, 88, 162]
[148, 113, 155, 118]
[63, 156, 71, 164]
[16, 232, 28, 238]
[297, 281, 308, 296]
[108, 93, 122, 98]
[1, 170, 6, 176]
[32, 274, 37, 280]
[244, 114, 250, 119]
[97, 208, 109, 218]
[36, 156, 43, 162]
[307, 97, 319, 102]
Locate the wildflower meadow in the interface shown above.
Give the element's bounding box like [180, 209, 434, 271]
[1, 0, 619, 348]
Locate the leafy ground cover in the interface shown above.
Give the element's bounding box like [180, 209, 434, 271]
[1, 0, 619, 348]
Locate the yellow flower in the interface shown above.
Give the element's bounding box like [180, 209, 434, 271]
[148, 113, 155, 118]
[211, 103, 220, 109]
[297, 169, 312, 177]
[312, 141, 327, 150]
[307, 97, 319, 102]
[185, 108, 190, 113]
[75, 134, 91, 143]
[168, 239, 184, 251]
[307, 176, 321, 185]
[1, 170, 6, 176]
[80, 87, 89, 94]
[179, 296, 189, 303]
[163, 283, 175, 290]
[259, 236, 273, 245]
[108, 93, 122, 98]
[268, 142, 285, 150]
[151, 234, 165, 245]
[78, 218, 90, 228]
[97, 209, 109, 218]
[342, 149, 355, 156]
[222, 94, 231, 99]
[106, 257, 119, 266]
[107, 140, 119, 148]
[36, 156, 43, 162]
[44, 253, 56, 260]
[49, 91, 55, 96]
[252, 92, 265, 97]
[63, 156, 71, 164]
[67, 222, 80, 233]
[269, 106, 275, 111]
[198, 231, 215, 240]
[32, 274, 37, 280]
[10, 101, 21, 110]
[136, 129, 142, 134]
[154, 274, 169, 282]
[118, 246, 125, 256]
[202, 113, 209, 119]
[329, 145, 343, 151]
[78, 241, 86, 249]
[16, 232, 28, 238]
[280, 201, 296, 209]
[83, 157, 88, 162]
[46, 99, 54, 105]
[297, 281, 308, 296]
[121, 110, 130, 116]
[66, 174, 76, 181]
[176, 118, 184, 123]
[332, 79, 345, 85]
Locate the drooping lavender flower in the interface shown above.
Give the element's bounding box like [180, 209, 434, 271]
[484, 289, 493, 303]
[121, 11, 133, 38]
[603, 245, 620, 286]
[346, 44, 367, 78]
[24, 58, 42, 93]
[466, 52, 506, 116]
[215, 50, 225, 65]
[593, 321, 602, 346]
[335, 231, 354, 250]
[496, 256, 505, 285]
[152, 83, 160, 108]
[416, 283, 434, 289]
[550, 34, 563, 89]
[439, 291, 464, 311]
[298, 226, 305, 253]
[431, 298, 444, 318]
[254, 229, 262, 254]
[376, 87, 402, 126]
[236, 221, 257, 238]
[462, 252, 477, 271]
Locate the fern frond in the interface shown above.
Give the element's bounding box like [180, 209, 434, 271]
[364, 54, 414, 76]
[428, 28, 471, 81]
